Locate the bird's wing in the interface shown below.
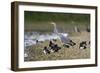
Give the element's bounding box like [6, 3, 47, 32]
[59, 34, 70, 44]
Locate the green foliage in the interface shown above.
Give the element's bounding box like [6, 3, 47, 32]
[24, 11, 90, 22]
[24, 11, 90, 32]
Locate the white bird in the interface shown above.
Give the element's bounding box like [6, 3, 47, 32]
[51, 22, 70, 44]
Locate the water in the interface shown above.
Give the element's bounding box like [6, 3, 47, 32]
[24, 32, 60, 48]
[24, 32, 69, 58]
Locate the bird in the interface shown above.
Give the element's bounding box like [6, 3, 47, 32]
[51, 22, 70, 45]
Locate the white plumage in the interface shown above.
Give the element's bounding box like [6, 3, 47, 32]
[51, 22, 70, 44]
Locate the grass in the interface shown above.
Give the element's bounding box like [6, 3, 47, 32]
[24, 31, 90, 61]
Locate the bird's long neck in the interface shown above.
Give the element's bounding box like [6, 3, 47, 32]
[53, 24, 58, 34]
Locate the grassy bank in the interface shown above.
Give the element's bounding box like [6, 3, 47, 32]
[24, 31, 90, 61]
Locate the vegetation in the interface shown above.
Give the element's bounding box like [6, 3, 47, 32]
[24, 11, 90, 22]
[24, 11, 90, 32]
[24, 31, 90, 61]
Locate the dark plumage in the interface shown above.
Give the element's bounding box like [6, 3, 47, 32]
[49, 41, 61, 52]
[43, 46, 50, 54]
[79, 41, 87, 49]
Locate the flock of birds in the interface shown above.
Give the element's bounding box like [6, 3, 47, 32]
[43, 38, 90, 55]
[24, 22, 90, 56]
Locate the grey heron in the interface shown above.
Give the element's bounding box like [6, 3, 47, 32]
[51, 22, 70, 44]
